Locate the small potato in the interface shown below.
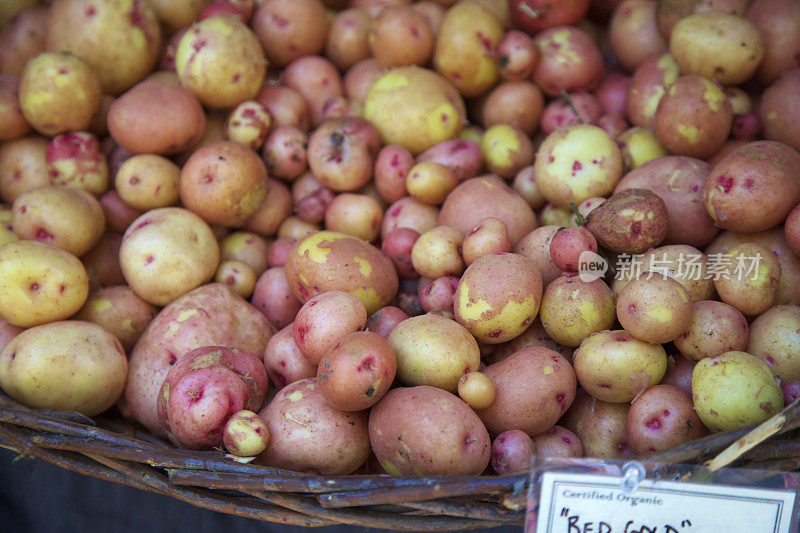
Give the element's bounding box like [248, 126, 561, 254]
[368, 5, 434, 68]
[324, 193, 383, 242]
[0, 240, 88, 328]
[0, 6, 47, 76]
[532, 26, 604, 97]
[455, 253, 543, 344]
[263, 324, 317, 390]
[0, 74, 30, 141]
[759, 70, 800, 155]
[108, 79, 205, 155]
[491, 430, 533, 474]
[532, 426, 583, 458]
[0, 320, 126, 416]
[534, 124, 623, 209]
[609, 0, 666, 73]
[458, 372, 496, 410]
[243, 178, 293, 238]
[540, 92, 602, 135]
[480, 124, 535, 180]
[616, 272, 693, 345]
[670, 12, 763, 86]
[293, 291, 367, 365]
[115, 155, 180, 211]
[283, 56, 343, 128]
[255, 84, 310, 132]
[325, 8, 372, 71]
[573, 330, 667, 403]
[486, 318, 573, 366]
[388, 314, 480, 392]
[561, 390, 632, 459]
[416, 138, 484, 183]
[306, 117, 380, 192]
[692, 351, 783, 432]
[411, 226, 465, 280]
[18, 51, 102, 137]
[626, 384, 706, 455]
[369, 385, 491, 476]
[373, 145, 413, 204]
[418, 276, 458, 314]
[549, 226, 598, 272]
[223, 410, 270, 457]
[406, 162, 458, 206]
[98, 190, 143, 234]
[616, 127, 668, 171]
[513, 166, 546, 210]
[175, 16, 265, 109]
[74, 286, 158, 354]
[46, 132, 109, 196]
[180, 141, 267, 227]
[259, 379, 370, 474]
[225, 100, 271, 151]
[477, 347, 576, 436]
[540, 274, 615, 348]
[82, 233, 125, 292]
[439, 175, 537, 247]
[366, 306, 409, 339]
[120, 208, 220, 306]
[462, 217, 512, 266]
[220, 232, 269, 276]
[252, 267, 301, 328]
[0, 136, 50, 204]
[382, 228, 421, 280]
[11, 186, 104, 257]
[215, 260, 257, 298]
[747, 305, 800, 381]
[317, 331, 396, 411]
[661, 355, 695, 395]
[626, 52, 680, 130]
[496, 30, 538, 81]
[252, 0, 328, 68]
[482, 81, 544, 136]
[675, 301, 748, 363]
[714, 242, 781, 316]
[380, 197, 439, 239]
[585, 188, 668, 254]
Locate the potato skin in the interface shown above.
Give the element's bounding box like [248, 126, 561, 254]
[284, 230, 399, 315]
[477, 347, 576, 436]
[258, 379, 370, 475]
[123, 283, 274, 437]
[369, 386, 491, 476]
[0, 320, 127, 416]
[455, 253, 542, 344]
[0, 240, 88, 328]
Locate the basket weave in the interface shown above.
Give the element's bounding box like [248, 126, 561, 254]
[1, 393, 800, 531]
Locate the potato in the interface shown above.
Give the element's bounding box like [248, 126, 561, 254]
[108, 79, 205, 155]
[416, 138, 484, 183]
[0, 6, 47, 76]
[747, 0, 800, 85]
[325, 193, 383, 242]
[214, 260, 257, 298]
[477, 347, 576, 436]
[747, 305, 800, 381]
[616, 272, 692, 345]
[626, 384, 706, 454]
[560, 389, 632, 459]
[243, 178, 293, 238]
[573, 330, 667, 403]
[514, 226, 563, 288]
[369, 385, 491, 476]
[462, 218, 512, 266]
[120, 208, 219, 306]
[124, 283, 274, 437]
[0, 74, 30, 141]
[381, 196, 439, 238]
[759, 69, 800, 153]
[258, 379, 370, 474]
[223, 410, 270, 457]
[614, 155, 717, 249]
[540, 274, 615, 348]
[714, 242, 781, 316]
[654, 74, 732, 159]
[362, 66, 466, 155]
[306, 117, 380, 192]
[482, 81, 544, 137]
[549, 226, 598, 272]
[608, 0, 666, 73]
[18, 51, 102, 137]
[175, 15, 265, 109]
[455, 253, 542, 344]
[491, 430, 533, 474]
[180, 141, 268, 227]
[74, 286, 158, 354]
[263, 323, 317, 390]
[46, 0, 161, 95]
[616, 127, 668, 171]
[480, 125, 534, 180]
[369, 5, 433, 68]
[439, 175, 537, 247]
[661, 355, 695, 395]
[670, 12, 764, 86]
[317, 331, 396, 411]
[585, 188, 668, 254]
[533, 425, 583, 458]
[0, 320, 126, 416]
[284, 230, 399, 315]
[0, 136, 50, 204]
[46, 132, 109, 196]
[692, 351, 783, 432]
[0, 240, 88, 328]
[675, 301, 749, 363]
[293, 291, 367, 365]
[534, 124, 623, 209]
[252, 0, 328, 68]
[704, 141, 800, 233]
[532, 26, 604, 97]
[625, 52, 680, 130]
[283, 55, 343, 128]
[158, 346, 269, 449]
[433, 1, 503, 98]
[388, 313, 479, 392]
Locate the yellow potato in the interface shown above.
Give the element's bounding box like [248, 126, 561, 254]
[0, 240, 88, 327]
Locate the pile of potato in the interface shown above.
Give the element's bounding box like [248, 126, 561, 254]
[0, 0, 799, 477]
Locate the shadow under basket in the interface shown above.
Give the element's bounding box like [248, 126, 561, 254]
[1, 393, 800, 531]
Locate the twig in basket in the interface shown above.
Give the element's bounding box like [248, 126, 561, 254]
[399, 498, 525, 524]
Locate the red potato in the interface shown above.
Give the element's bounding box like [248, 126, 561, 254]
[418, 276, 459, 313]
[608, 0, 665, 73]
[252, 0, 328, 68]
[325, 8, 372, 72]
[497, 30, 539, 81]
[82, 232, 126, 291]
[380, 197, 439, 239]
[0, 136, 50, 204]
[251, 267, 303, 331]
[368, 5, 434, 68]
[283, 56, 343, 128]
[532, 25, 604, 97]
[158, 346, 269, 449]
[510, 0, 590, 34]
[540, 92, 602, 134]
[491, 430, 534, 474]
[74, 285, 158, 354]
[416, 139, 484, 183]
[626, 384, 706, 454]
[366, 306, 409, 339]
[223, 410, 270, 457]
[595, 73, 632, 116]
[0, 74, 30, 141]
[293, 291, 368, 365]
[482, 81, 545, 137]
[255, 85, 310, 132]
[263, 324, 317, 390]
[533, 425, 583, 458]
[343, 59, 383, 104]
[45, 132, 108, 196]
[0, 7, 47, 76]
[307, 117, 380, 192]
[99, 190, 144, 234]
[549, 226, 598, 272]
[374, 145, 413, 204]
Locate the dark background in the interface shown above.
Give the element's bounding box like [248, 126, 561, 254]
[0, 447, 522, 533]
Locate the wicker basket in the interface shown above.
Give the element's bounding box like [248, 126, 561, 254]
[2, 392, 800, 531]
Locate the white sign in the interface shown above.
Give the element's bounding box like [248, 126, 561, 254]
[534, 471, 797, 533]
